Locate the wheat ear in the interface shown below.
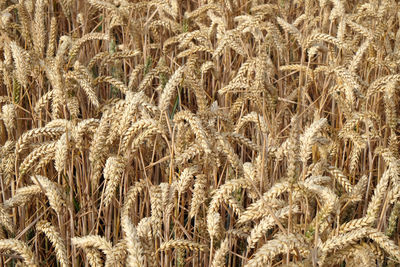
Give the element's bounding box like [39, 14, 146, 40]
[0, 239, 38, 266]
[158, 239, 207, 252]
[211, 236, 230, 267]
[32, 175, 67, 216]
[36, 220, 69, 267]
[0, 204, 14, 233]
[103, 155, 125, 207]
[3, 185, 42, 209]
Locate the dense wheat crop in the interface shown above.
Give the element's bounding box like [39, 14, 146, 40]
[0, 0, 400, 266]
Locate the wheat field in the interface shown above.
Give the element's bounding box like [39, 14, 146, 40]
[0, 0, 400, 266]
